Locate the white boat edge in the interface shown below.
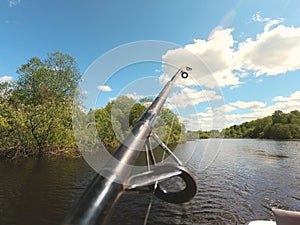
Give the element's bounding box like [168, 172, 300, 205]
[247, 221, 276, 225]
[247, 208, 300, 224]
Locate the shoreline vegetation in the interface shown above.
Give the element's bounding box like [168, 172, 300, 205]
[185, 109, 300, 141]
[1, 52, 300, 160]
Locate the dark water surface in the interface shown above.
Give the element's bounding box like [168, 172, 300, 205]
[0, 139, 299, 225]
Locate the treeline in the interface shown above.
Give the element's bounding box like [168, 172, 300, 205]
[90, 96, 183, 151]
[180, 110, 300, 140]
[2, 52, 299, 160]
[0, 52, 184, 160]
[221, 110, 300, 139]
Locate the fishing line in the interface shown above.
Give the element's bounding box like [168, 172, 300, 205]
[143, 114, 176, 225]
[143, 144, 157, 225]
[143, 181, 158, 225]
[161, 114, 176, 162]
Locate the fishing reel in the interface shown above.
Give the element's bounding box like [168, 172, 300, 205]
[125, 132, 197, 204]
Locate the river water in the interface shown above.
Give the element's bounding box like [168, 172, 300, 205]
[0, 139, 299, 225]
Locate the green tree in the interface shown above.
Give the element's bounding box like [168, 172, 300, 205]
[93, 96, 183, 149]
[288, 110, 300, 125]
[94, 108, 121, 148]
[288, 124, 300, 139]
[268, 123, 292, 139]
[129, 103, 146, 127]
[272, 110, 288, 124]
[139, 97, 153, 103]
[94, 96, 146, 149]
[0, 52, 81, 159]
[252, 117, 272, 138]
[156, 108, 182, 144]
[108, 96, 136, 135]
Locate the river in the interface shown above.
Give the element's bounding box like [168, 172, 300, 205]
[0, 139, 299, 225]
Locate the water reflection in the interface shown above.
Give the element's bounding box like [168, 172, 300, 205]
[0, 139, 299, 225]
[0, 159, 94, 225]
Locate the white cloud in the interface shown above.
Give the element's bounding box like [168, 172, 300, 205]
[181, 113, 213, 131]
[160, 14, 300, 89]
[124, 92, 145, 101]
[80, 90, 88, 95]
[229, 100, 266, 109]
[161, 28, 241, 89]
[0, 76, 13, 83]
[109, 93, 146, 103]
[237, 24, 300, 76]
[181, 117, 212, 131]
[163, 102, 177, 110]
[272, 91, 300, 102]
[97, 85, 112, 92]
[217, 104, 237, 113]
[252, 13, 284, 32]
[183, 90, 300, 130]
[224, 91, 300, 126]
[264, 91, 300, 115]
[182, 106, 226, 131]
[225, 111, 265, 126]
[8, 0, 21, 7]
[266, 100, 300, 114]
[167, 87, 222, 108]
[229, 17, 300, 125]
[158, 14, 300, 130]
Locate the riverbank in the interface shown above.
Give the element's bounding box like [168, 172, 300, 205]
[1, 137, 299, 161]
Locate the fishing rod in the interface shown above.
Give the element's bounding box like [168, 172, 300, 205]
[63, 67, 197, 225]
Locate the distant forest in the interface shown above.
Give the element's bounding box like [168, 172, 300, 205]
[1, 52, 299, 160]
[185, 110, 300, 140]
[221, 110, 300, 139]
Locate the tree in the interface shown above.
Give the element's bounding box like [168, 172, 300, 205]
[129, 103, 146, 127]
[288, 124, 300, 139]
[94, 96, 147, 149]
[156, 108, 182, 144]
[268, 123, 292, 139]
[0, 52, 81, 159]
[94, 108, 121, 148]
[108, 96, 136, 136]
[272, 110, 288, 124]
[94, 97, 183, 148]
[288, 110, 300, 125]
[139, 97, 153, 103]
[251, 117, 272, 138]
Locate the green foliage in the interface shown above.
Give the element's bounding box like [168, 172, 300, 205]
[15, 52, 80, 105]
[129, 103, 146, 127]
[108, 96, 136, 136]
[288, 124, 300, 139]
[139, 97, 153, 103]
[3, 53, 299, 161]
[181, 130, 212, 141]
[93, 97, 183, 149]
[272, 110, 288, 124]
[158, 108, 182, 144]
[222, 110, 300, 139]
[267, 123, 292, 139]
[249, 117, 272, 138]
[94, 108, 121, 148]
[0, 52, 81, 159]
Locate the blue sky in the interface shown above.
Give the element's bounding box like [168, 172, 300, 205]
[1, 0, 300, 130]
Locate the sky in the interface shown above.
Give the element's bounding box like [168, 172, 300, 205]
[1, 0, 300, 131]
